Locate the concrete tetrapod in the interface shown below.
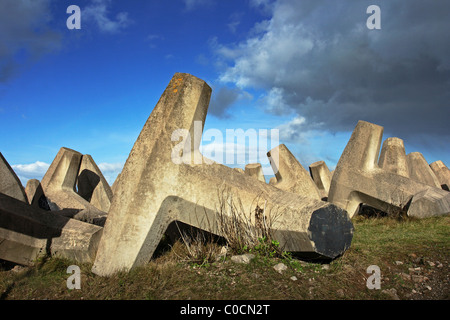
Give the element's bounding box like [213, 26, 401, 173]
[406, 152, 441, 189]
[430, 160, 450, 191]
[328, 120, 450, 219]
[77, 154, 114, 212]
[244, 163, 266, 183]
[267, 144, 321, 200]
[40, 148, 107, 226]
[309, 161, 332, 200]
[24, 179, 49, 210]
[378, 137, 409, 178]
[0, 152, 28, 203]
[91, 73, 354, 276]
[0, 193, 102, 266]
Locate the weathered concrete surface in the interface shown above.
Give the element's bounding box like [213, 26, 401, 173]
[40, 148, 107, 226]
[328, 120, 450, 219]
[430, 160, 450, 191]
[267, 144, 321, 200]
[24, 179, 49, 210]
[0, 193, 102, 266]
[233, 167, 245, 174]
[111, 172, 121, 195]
[0, 152, 28, 203]
[378, 137, 409, 178]
[25, 179, 40, 205]
[92, 73, 353, 276]
[77, 154, 113, 212]
[244, 163, 266, 183]
[407, 188, 450, 218]
[406, 152, 441, 188]
[309, 161, 332, 200]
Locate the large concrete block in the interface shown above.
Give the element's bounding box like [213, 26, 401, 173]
[309, 161, 332, 200]
[77, 154, 113, 212]
[0, 152, 28, 203]
[430, 160, 450, 191]
[267, 144, 321, 200]
[244, 163, 266, 183]
[407, 188, 450, 218]
[378, 137, 409, 178]
[328, 120, 450, 218]
[406, 152, 441, 188]
[40, 148, 107, 226]
[0, 193, 102, 266]
[92, 73, 353, 276]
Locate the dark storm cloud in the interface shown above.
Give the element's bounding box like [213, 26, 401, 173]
[218, 0, 450, 142]
[0, 0, 61, 83]
[209, 86, 242, 118]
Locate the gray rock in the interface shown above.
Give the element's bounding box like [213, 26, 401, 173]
[382, 288, 400, 300]
[273, 262, 288, 274]
[230, 254, 255, 264]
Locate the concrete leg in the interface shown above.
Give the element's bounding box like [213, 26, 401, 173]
[0, 152, 27, 203]
[378, 137, 409, 177]
[77, 154, 113, 212]
[309, 160, 332, 200]
[24, 179, 50, 210]
[406, 152, 441, 188]
[244, 163, 266, 183]
[430, 160, 450, 191]
[267, 144, 321, 200]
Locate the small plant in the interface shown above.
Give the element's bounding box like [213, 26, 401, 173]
[172, 222, 223, 265]
[215, 186, 282, 256]
[251, 236, 281, 258]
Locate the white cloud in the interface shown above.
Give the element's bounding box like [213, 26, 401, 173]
[227, 12, 243, 34]
[11, 161, 50, 185]
[259, 87, 290, 115]
[276, 116, 306, 141]
[84, 0, 132, 33]
[98, 162, 123, 172]
[98, 162, 124, 185]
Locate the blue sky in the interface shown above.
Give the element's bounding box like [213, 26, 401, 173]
[1, 0, 449, 185]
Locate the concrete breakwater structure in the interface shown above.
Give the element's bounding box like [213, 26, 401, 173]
[328, 121, 450, 219]
[0, 72, 449, 276]
[91, 73, 353, 276]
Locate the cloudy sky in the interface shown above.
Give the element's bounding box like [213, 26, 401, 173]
[1, 0, 449, 185]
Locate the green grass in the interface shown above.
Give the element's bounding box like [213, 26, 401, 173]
[1, 214, 449, 300]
